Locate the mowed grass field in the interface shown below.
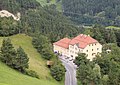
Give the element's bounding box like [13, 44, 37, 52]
[0, 34, 64, 85]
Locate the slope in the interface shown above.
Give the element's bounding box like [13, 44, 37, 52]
[0, 34, 63, 85]
[62, 0, 120, 26]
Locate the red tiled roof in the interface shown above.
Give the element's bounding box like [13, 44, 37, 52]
[53, 34, 98, 49]
[70, 34, 98, 48]
[53, 38, 71, 49]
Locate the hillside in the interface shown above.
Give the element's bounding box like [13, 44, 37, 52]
[34, 0, 120, 26]
[0, 0, 80, 43]
[0, 61, 62, 85]
[62, 0, 120, 26]
[0, 34, 63, 85]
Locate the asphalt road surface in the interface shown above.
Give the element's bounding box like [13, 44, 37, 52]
[59, 56, 77, 85]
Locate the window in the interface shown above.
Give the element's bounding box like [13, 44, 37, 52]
[79, 49, 83, 52]
[81, 50, 83, 52]
[92, 44, 93, 46]
[92, 49, 93, 51]
[86, 50, 88, 52]
[95, 44, 96, 45]
[70, 45, 72, 48]
[89, 44, 90, 46]
[92, 53, 95, 56]
[97, 48, 99, 50]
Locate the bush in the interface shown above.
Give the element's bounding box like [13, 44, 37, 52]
[26, 70, 39, 79]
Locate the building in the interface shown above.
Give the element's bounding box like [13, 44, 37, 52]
[53, 34, 102, 61]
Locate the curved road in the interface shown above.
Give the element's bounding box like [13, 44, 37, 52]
[59, 56, 77, 85]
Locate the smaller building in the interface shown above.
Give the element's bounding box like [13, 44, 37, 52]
[47, 61, 54, 68]
[53, 34, 102, 61]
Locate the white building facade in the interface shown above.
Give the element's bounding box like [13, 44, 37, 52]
[53, 34, 102, 61]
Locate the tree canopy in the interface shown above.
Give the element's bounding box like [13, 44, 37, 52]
[62, 0, 120, 26]
[0, 38, 29, 73]
[75, 44, 120, 85]
[0, 0, 80, 42]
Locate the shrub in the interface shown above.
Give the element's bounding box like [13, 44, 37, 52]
[26, 70, 39, 79]
[50, 64, 65, 81]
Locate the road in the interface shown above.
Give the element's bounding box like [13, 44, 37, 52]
[59, 56, 77, 85]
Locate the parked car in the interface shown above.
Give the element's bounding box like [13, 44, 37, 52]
[69, 58, 73, 61]
[65, 56, 69, 59]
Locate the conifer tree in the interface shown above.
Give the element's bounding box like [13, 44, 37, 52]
[15, 46, 29, 72]
[0, 38, 16, 67]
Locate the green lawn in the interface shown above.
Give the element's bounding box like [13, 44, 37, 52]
[0, 34, 63, 85]
[0, 83, 10, 85]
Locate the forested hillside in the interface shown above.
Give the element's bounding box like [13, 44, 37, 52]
[1, 0, 120, 85]
[0, 0, 78, 84]
[62, 0, 120, 26]
[0, 0, 80, 42]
